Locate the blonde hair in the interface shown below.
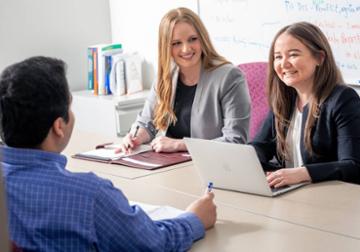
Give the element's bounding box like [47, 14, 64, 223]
[267, 22, 343, 160]
[154, 7, 229, 130]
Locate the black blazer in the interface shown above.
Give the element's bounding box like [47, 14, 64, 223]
[251, 85, 360, 184]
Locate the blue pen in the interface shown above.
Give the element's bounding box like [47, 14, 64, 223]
[207, 182, 213, 193]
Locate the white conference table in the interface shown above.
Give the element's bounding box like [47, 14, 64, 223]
[137, 165, 360, 240]
[64, 130, 360, 251]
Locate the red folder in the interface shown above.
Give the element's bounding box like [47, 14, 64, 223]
[72, 149, 191, 170]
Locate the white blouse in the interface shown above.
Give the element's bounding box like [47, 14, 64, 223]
[285, 108, 304, 168]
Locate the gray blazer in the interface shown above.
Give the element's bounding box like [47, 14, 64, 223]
[133, 63, 251, 143]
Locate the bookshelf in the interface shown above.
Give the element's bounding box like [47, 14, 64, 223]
[72, 90, 150, 137]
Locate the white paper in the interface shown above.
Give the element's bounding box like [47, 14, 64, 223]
[121, 157, 159, 167]
[79, 144, 152, 161]
[81, 148, 124, 160]
[130, 201, 185, 221]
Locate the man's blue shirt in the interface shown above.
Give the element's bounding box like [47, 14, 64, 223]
[1, 146, 204, 251]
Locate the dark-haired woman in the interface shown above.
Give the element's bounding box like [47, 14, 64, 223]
[251, 22, 360, 187]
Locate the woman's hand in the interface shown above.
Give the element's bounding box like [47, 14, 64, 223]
[267, 167, 311, 188]
[116, 127, 150, 154]
[150, 136, 187, 152]
[116, 133, 141, 154]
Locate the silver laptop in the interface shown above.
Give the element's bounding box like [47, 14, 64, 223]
[184, 138, 308, 197]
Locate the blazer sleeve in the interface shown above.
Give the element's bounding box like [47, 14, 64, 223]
[213, 67, 251, 143]
[132, 83, 158, 140]
[250, 111, 282, 171]
[306, 87, 360, 184]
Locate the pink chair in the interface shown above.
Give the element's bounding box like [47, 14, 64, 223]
[238, 62, 269, 140]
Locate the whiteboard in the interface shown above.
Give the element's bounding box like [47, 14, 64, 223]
[199, 0, 360, 85]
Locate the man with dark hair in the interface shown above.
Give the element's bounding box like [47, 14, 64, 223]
[0, 57, 71, 148]
[0, 56, 216, 251]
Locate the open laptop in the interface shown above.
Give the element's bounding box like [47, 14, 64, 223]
[184, 138, 308, 197]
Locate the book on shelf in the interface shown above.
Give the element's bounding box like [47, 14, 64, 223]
[87, 47, 94, 90]
[110, 55, 126, 96]
[87, 43, 122, 95]
[123, 52, 143, 94]
[109, 52, 144, 96]
[72, 143, 192, 170]
[104, 55, 112, 95]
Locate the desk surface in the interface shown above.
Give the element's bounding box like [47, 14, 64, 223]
[137, 166, 360, 240]
[103, 175, 360, 252]
[64, 130, 360, 251]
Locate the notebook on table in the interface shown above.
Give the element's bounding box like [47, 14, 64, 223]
[184, 138, 308, 197]
[72, 143, 191, 170]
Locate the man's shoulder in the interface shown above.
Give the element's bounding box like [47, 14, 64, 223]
[60, 168, 114, 196]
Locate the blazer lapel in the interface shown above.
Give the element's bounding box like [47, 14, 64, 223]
[192, 63, 205, 113]
[170, 63, 179, 109]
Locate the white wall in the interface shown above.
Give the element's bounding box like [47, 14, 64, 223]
[0, 0, 112, 91]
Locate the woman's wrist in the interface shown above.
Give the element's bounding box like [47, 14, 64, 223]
[299, 166, 312, 182]
[135, 128, 151, 145]
[176, 139, 187, 151]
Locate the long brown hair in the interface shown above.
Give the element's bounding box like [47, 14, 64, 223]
[267, 22, 343, 160]
[154, 7, 228, 130]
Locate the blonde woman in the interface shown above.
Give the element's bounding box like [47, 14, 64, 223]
[120, 7, 250, 153]
[251, 22, 360, 187]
